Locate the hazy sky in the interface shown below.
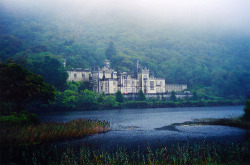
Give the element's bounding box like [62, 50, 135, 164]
[1, 0, 250, 33]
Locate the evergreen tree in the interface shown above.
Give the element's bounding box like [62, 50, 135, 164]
[138, 89, 146, 101]
[105, 41, 117, 60]
[170, 91, 177, 102]
[115, 90, 124, 103]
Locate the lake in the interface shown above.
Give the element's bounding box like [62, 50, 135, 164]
[39, 105, 249, 151]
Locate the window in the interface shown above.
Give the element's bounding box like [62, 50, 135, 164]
[150, 81, 154, 90]
[113, 81, 116, 86]
[82, 74, 85, 78]
[74, 74, 77, 78]
[127, 88, 131, 93]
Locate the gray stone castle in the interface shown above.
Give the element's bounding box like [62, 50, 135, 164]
[67, 60, 187, 94]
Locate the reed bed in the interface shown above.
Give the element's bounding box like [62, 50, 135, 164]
[0, 119, 110, 146]
[4, 141, 249, 164]
[172, 118, 250, 130]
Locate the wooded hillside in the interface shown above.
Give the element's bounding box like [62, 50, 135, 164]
[0, 5, 249, 98]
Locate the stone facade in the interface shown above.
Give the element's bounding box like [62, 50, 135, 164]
[67, 68, 91, 82]
[67, 60, 187, 94]
[165, 84, 187, 92]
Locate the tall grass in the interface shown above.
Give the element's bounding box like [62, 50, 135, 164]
[173, 118, 250, 130]
[0, 119, 110, 146]
[3, 141, 249, 164]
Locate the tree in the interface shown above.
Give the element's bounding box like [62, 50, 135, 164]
[170, 91, 177, 102]
[105, 41, 117, 60]
[27, 56, 68, 90]
[192, 91, 198, 100]
[105, 95, 118, 108]
[0, 63, 55, 113]
[243, 95, 250, 121]
[78, 89, 98, 110]
[138, 89, 146, 101]
[116, 90, 124, 103]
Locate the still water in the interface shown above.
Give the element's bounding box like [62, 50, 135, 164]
[39, 105, 249, 151]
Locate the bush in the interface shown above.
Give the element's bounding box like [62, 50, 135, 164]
[243, 100, 250, 121]
[0, 112, 40, 126]
[115, 90, 124, 103]
[138, 89, 146, 101]
[124, 101, 148, 108]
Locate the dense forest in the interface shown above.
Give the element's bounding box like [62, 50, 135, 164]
[0, 3, 250, 99]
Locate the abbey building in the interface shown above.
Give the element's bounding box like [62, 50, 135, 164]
[67, 60, 187, 94]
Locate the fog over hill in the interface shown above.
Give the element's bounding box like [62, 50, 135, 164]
[0, 0, 250, 97]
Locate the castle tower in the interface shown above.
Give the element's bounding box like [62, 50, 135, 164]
[137, 67, 149, 93]
[104, 60, 110, 69]
[134, 59, 139, 78]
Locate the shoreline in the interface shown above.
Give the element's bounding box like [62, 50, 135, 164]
[168, 118, 250, 130]
[35, 100, 245, 113]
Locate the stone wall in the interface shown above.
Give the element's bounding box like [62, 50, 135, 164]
[67, 69, 91, 82]
[165, 84, 187, 92]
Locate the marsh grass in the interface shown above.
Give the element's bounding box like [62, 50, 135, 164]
[172, 117, 250, 130]
[6, 141, 249, 164]
[0, 119, 110, 146]
[209, 118, 250, 129]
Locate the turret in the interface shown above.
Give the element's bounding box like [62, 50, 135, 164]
[104, 60, 110, 69]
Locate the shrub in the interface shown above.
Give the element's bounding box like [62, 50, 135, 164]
[243, 99, 250, 121]
[0, 112, 40, 126]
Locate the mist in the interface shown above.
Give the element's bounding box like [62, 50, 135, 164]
[1, 0, 249, 35]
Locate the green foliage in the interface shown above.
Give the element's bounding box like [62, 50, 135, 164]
[54, 90, 79, 109]
[208, 118, 250, 130]
[170, 91, 177, 102]
[8, 142, 250, 164]
[104, 95, 119, 108]
[78, 89, 98, 110]
[0, 7, 250, 98]
[138, 89, 146, 101]
[243, 96, 250, 121]
[192, 91, 198, 100]
[52, 81, 245, 110]
[0, 112, 40, 126]
[105, 41, 117, 60]
[52, 82, 119, 110]
[26, 55, 68, 90]
[123, 101, 148, 108]
[66, 81, 82, 91]
[0, 63, 55, 113]
[115, 90, 124, 103]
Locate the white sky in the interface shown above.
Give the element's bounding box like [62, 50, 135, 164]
[1, 0, 249, 33]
